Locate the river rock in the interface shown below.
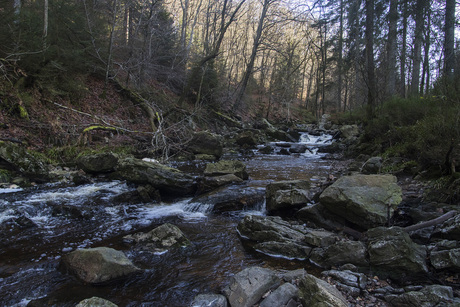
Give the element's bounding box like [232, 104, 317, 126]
[367, 226, 428, 279]
[204, 160, 248, 180]
[296, 203, 346, 231]
[319, 174, 402, 229]
[191, 185, 264, 212]
[432, 214, 460, 240]
[187, 131, 223, 159]
[111, 157, 196, 197]
[266, 129, 294, 142]
[123, 223, 190, 253]
[254, 241, 312, 260]
[385, 285, 460, 307]
[289, 144, 307, 154]
[259, 282, 299, 307]
[237, 215, 337, 260]
[76, 152, 118, 173]
[298, 273, 348, 307]
[61, 247, 140, 284]
[235, 130, 258, 147]
[361, 156, 383, 174]
[430, 248, 460, 270]
[281, 269, 307, 283]
[258, 145, 274, 154]
[265, 180, 310, 214]
[191, 294, 228, 307]
[321, 270, 367, 290]
[238, 215, 306, 244]
[223, 266, 280, 307]
[76, 297, 118, 307]
[197, 174, 244, 194]
[0, 141, 50, 182]
[309, 240, 368, 269]
[339, 124, 359, 140]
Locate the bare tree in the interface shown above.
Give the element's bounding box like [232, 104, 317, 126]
[365, 0, 375, 119]
[444, 0, 455, 80]
[386, 0, 397, 98]
[234, 0, 275, 109]
[410, 0, 426, 96]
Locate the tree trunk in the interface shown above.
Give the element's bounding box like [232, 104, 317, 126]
[235, 0, 272, 109]
[420, 12, 431, 95]
[410, 0, 425, 96]
[400, 0, 408, 97]
[43, 0, 49, 48]
[106, 0, 118, 85]
[336, 0, 344, 112]
[386, 0, 397, 98]
[365, 0, 376, 119]
[445, 0, 455, 80]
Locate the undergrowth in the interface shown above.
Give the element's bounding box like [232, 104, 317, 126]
[352, 96, 460, 177]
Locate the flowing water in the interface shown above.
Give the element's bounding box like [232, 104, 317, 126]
[0, 132, 342, 306]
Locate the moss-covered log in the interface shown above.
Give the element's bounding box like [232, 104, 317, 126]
[111, 80, 158, 133]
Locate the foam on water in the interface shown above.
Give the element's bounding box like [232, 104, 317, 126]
[24, 181, 129, 205]
[134, 198, 212, 224]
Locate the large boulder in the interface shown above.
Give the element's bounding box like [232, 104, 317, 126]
[430, 248, 460, 271]
[310, 240, 368, 269]
[237, 215, 338, 260]
[187, 131, 223, 159]
[298, 273, 348, 307]
[385, 285, 460, 307]
[265, 180, 310, 214]
[204, 160, 248, 180]
[0, 141, 50, 182]
[235, 130, 259, 147]
[61, 247, 140, 284]
[238, 215, 307, 244]
[367, 226, 428, 279]
[111, 157, 196, 197]
[259, 282, 299, 307]
[296, 203, 347, 231]
[432, 214, 460, 240]
[76, 297, 118, 307]
[223, 266, 280, 307]
[123, 223, 190, 253]
[319, 174, 402, 229]
[76, 152, 118, 173]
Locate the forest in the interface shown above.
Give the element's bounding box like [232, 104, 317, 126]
[0, 0, 459, 174]
[1, 1, 460, 306]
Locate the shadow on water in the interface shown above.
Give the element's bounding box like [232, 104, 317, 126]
[0, 132, 342, 306]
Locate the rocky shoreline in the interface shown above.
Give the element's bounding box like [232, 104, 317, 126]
[1, 120, 459, 306]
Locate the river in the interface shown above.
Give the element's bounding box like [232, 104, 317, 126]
[0, 132, 343, 306]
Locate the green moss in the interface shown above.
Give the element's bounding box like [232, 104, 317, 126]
[0, 168, 12, 183]
[44, 144, 134, 165]
[82, 126, 118, 133]
[17, 104, 29, 119]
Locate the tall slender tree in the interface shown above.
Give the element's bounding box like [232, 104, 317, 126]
[386, 0, 397, 97]
[365, 0, 376, 119]
[411, 0, 426, 96]
[444, 0, 455, 80]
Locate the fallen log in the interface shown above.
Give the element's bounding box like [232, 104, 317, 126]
[403, 210, 457, 233]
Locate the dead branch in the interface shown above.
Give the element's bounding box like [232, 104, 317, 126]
[53, 102, 152, 134]
[403, 210, 457, 233]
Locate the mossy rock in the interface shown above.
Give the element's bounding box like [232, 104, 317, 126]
[0, 141, 50, 182]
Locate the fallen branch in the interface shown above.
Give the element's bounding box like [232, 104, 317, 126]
[53, 102, 152, 134]
[403, 210, 457, 233]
